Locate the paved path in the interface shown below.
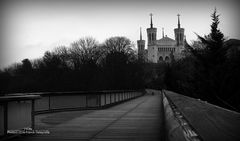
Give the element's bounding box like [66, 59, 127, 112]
[11, 93, 164, 141]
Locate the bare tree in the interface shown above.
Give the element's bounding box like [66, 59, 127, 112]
[104, 36, 134, 54]
[68, 37, 100, 69]
[52, 46, 71, 68]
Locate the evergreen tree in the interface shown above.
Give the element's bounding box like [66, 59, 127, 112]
[187, 8, 226, 104]
[195, 8, 225, 66]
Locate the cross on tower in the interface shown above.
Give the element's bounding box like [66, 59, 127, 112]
[140, 27, 142, 40]
[150, 13, 153, 28]
[162, 28, 164, 38]
[177, 14, 181, 28]
[150, 13, 153, 17]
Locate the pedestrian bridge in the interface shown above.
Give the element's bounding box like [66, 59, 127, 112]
[0, 90, 239, 141]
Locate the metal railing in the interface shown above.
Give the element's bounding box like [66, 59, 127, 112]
[33, 90, 144, 114]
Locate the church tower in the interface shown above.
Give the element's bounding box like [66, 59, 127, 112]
[147, 13, 157, 45]
[137, 27, 145, 59]
[174, 14, 185, 46]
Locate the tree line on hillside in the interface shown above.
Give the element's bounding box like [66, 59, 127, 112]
[0, 36, 146, 94]
[0, 9, 239, 111]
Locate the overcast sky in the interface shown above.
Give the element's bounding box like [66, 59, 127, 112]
[0, 0, 239, 69]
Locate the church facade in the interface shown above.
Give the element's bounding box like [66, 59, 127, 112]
[137, 14, 185, 63]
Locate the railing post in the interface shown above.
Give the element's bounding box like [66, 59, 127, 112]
[120, 93, 122, 101]
[118, 93, 120, 102]
[31, 99, 35, 129]
[48, 96, 51, 111]
[86, 95, 88, 108]
[105, 93, 106, 105]
[98, 94, 101, 107]
[110, 93, 112, 104]
[3, 102, 8, 135]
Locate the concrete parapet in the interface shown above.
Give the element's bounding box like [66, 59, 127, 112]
[163, 93, 189, 141]
[164, 90, 240, 141]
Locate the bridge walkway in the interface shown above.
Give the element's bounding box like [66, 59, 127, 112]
[11, 93, 163, 141]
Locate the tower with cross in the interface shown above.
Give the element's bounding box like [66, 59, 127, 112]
[137, 27, 146, 59]
[174, 14, 185, 46]
[147, 13, 157, 45]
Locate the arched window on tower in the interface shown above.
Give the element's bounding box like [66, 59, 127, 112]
[148, 34, 151, 42]
[158, 56, 163, 63]
[180, 34, 182, 44]
[165, 56, 170, 62]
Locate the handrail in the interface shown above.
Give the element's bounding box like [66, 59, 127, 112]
[5, 90, 143, 96]
[0, 95, 40, 102]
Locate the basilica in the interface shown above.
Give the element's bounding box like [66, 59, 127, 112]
[137, 14, 185, 62]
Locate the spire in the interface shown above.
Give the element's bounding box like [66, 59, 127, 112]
[140, 27, 142, 40]
[150, 13, 153, 28]
[162, 28, 164, 38]
[177, 14, 180, 28]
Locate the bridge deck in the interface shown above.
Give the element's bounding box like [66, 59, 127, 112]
[11, 94, 164, 141]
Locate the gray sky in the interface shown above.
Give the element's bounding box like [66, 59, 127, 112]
[0, 0, 239, 68]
